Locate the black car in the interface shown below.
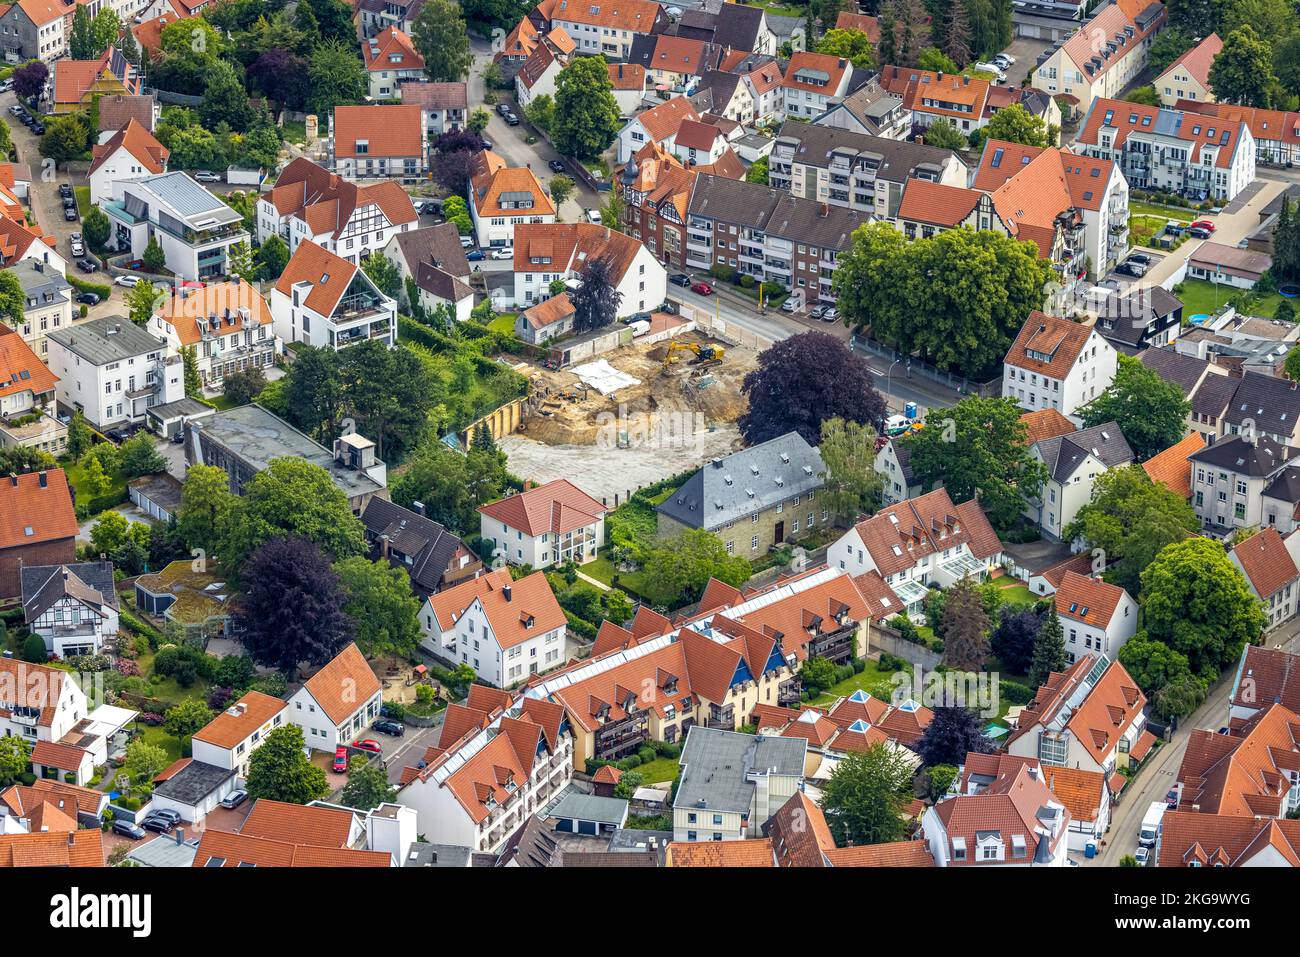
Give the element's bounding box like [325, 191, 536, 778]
[75, 292, 100, 305]
[373, 719, 405, 737]
[58, 184, 72, 198]
[63, 206, 77, 221]
[31, 123, 43, 135]
[1126, 253, 1153, 266]
[548, 159, 566, 173]
[62, 197, 76, 209]
[139, 815, 174, 834]
[111, 820, 147, 840]
[76, 258, 98, 273]
[1115, 262, 1146, 278]
[105, 428, 131, 444]
[496, 102, 512, 116]
[504, 112, 520, 126]
[669, 273, 692, 287]
[1187, 226, 1212, 239]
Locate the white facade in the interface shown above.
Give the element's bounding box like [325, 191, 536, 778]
[89, 141, 164, 206]
[511, 241, 667, 316]
[191, 707, 289, 782]
[1002, 327, 1117, 421]
[0, 661, 89, 748]
[45, 321, 182, 429]
[258, 196, 416, 265]
[286, 683, 383, 754]
[419, 593, 567, 688]
[1060, 592, 1139, 663]
[478, 513, 605, 570]
[921, 801, 1071, 867]
[269, 263, 398, 352]
[27, 593, 119, 658]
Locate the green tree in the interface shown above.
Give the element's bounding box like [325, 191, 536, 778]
[333, 556, 422, 663]
[201, 59, 254, 132]
[81, 453, 111, 499]
[66, 411, 92, 460]
[0, 736, 29, 786]
[1078, 355, 1191, 462]
[0, 269, 22, 326]
[1148, 27, 1195, 77]
[177, 463, 238, 555]
[799, 656, 838, 694]
[180, 345, 202, 397]
[163, 699, 214, 740]
[127, 279, 161, 327]
[120, 432, 168, 478]
[411, 0, 473, 81]
[1140, 537, 1266, 678]
[1209, 25, 1278, 107]
[361, 251, 401, 298]
[903, 396, 1047, 531]
[820, 744, 915, 846]
[339, 755, 396, 809]
[307, 40, 368, 114]
[640, 528, 752, 608]
[979, 102, 1057, 147]
[227, 240, 256, 283]
[90, 7, 121, 55]
[818, 416, 883, 521]
[553, 55, 622, 161]
[941, 577, 991, 671]
[818, 27, 876, 68]
[245, 724, 330, 804]
[391, 441, 508, 533]
[40, 113, 91, 166]
[612, 769, 643, 800]
[549, 173, 574, 210]
[221, 367, 266, 406]
[1153, 673, 1209, 720]
[1028, 605, 1066, 687]
[920, 117, 966, 149]
[142, 236, 166, 273]
[256, 234, 290, 280]
[1117, 632, 1196, 694]
[123, 738, 168, 784]
[745, 155, 769, 185]
[917, 47, 959, 74]
[600, 189, 626, 234]
[82, 205, 110, 251]
[90, 511, 133, 555]
[69, 5, 95, 59]
[523, 92, 555, 132]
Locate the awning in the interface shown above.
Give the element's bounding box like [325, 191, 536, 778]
[892, 577, 929, 607]
[1129, 729, 1158, 762]
[941, 552, 988, 579]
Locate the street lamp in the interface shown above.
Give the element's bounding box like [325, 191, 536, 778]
[884, 358, 901, 411]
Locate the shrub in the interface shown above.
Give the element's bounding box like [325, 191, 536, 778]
[999, 679, 1035, 705]
[636, 746, 655, 764]
[739, 274, 756, 288]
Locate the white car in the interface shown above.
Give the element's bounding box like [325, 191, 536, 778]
[70, 241, 83, 257]
[585, 208, 602, 224]
[459, 235, 474, 249]
[995, 52, 1017, 65]
[113, 274, 141, 287]
[490, 246, 514, 260]
[974, 63, 1007, 81]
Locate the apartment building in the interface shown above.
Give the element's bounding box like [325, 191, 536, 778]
[1229, 527, 1300, 631]
[879, 65, 992, 137]
[813, 78, 910, 139]
[1024, 421, 1133, 540]
[270, 239, 397, 350]
[1003, 311, 1118, 420]
[468, 150, 556, 248]
[543, 0, 667, 59]
[672, 727, 804, 842]
[361, 26, 425, 100]
[0, 327, 63, 455]
[0, 0, 67, 63]
[510, 222, 666, 315]
[780, 51, 854, 120]
[6, 259, 72, 362]
[1190, 435, 1300, 536]
[1176, 100, 1300, 167]
[330, 104, 427, 182]
[1034, 0, 1166, 116]
[45, 317, 182, 430]
[149, 280, 281, 387]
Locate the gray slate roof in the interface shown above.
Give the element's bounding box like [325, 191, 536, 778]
[361, 497, 470, 593]
[773, 121, 960, 183]
[687, 174, 870, 251]
[1264, 465, 1300, 506]
[1137, 347, 1213, 398]
[20, 561, 117, 624]
[1036, 421, 1133, 481]
[656, 431, 826, 531]
[132, 172, 241, 224]
[1190, 370, 1240, 418]
[675, 727, 805, 815]
[1190, 434, 1298, 477]
[1223, 371, 1300, 437]
[549, 793, 629, 827]
[390, 222, 470, 279]
[46, 316, 166, 366]
[9, 259, 71, 299]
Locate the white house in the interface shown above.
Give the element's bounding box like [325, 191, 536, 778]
[8, 258, 74, 363]
[382, 223, 474, 323]
[509, 222, 667, 316]
[191, 691, 290, 782]
[514, 34, 569, 109]
[780, 51, 853, 121]
[362, 26, 424, 100]
[0, 322, 63, 455]
[826, 488, 1004, 620]
[0, 215, 66, 275]
[149, 280, 281, 388]
[468, 150, 557, 249]
[546, 0, 665, 60]
[45, 316, 183, 430]
[616, 96, 700, 163]
[1003, 311, 1118, 421]
[477, 478, 606, 569]
[1033, 0, 1166, 117]
[1025, 421, 1133, 540]
[1055, 570, 1139, 663]
[270, 240, 398, 350]
[925, 760, 1071, 866]
[286, 644, 383, 753]
[419, 568, 567, 687]
[87, 118, 168, 206]
[20, 562, 119, 658]
[1229, 527, 1300, 631]
[875, 436, 921, 506]
[671, 726, 805, 842]
[0, 657, 91, 749]
[1155, 33, 1221, 107]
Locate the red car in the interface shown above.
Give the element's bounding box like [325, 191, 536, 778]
[1189, 220, 1216, 232]
[351, 739, 382, 754]
[332, 746, 349, 773]
[691, 281, 713, 295]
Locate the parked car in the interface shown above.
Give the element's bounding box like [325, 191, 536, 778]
[466, 248, 486, 261]
[70, 242, 83, 258]
[504, 112, 520, 126]
[809, 305, 827, 320]
[1134, 846, 1150, 866]
[496, 103, 511, 116]
[1189, 219, 1216, 232]
[584, 208, 602, 224]
[459, 235, 474, 249]
[221, 789, 248, 809]
[63, 206, 77, 221]
[690, 281, 713, 295]
[780, 298, 798, 313]
[62, 197, 76, 210]
[332, 746, 349, 773]
[481, 137, 492, 150]
[373, 719, 405, 736]
[31, 123, 43, 135]
[193, 170, 222, 183]
[974, 63, 1007, 81]
[76, 258, 98, 273]
[669, 273, 691, 287]
[1115, 261, 1146, 278]
[821, 306, 839, 322]
[111, 820, 147, 840]
[351, 739, 382, 753]
[7, 105, 21, 117]
[548, 159, 566, 173]
[58, 184, 72, 198]
[75, 292, 100, 305]
[105, 428, 132, 444]
[114, 274, 140, 286]
[1165, 788, 1179, 810]
[490, 246, 514, 260]
[1186, 226, 1212, 239]
[140, 815, 174, 834]
[1126, 252, 1153, 266]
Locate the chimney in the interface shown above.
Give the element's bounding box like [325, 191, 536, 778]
[38, 470, 47, 488]
[62, 567, 68, 582]
[8, 473, 16, 487]
[175, 827, 184, 846]
[411, 501, 426, 517]
[379, 533, 391, 559]
[503, 584, 513, 602]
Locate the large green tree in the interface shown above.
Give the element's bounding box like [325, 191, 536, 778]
[1028, 605, 1066, 687]
[307, 40, 368, 115]
[552, 55, 622, 161]
[391, 442, 508, 534]
[246, 724, 330, 804]
[817, 27, 876, 68]
[979, 103, 1057, 148]
[819, 744, 915, 846]
[333, 556, 422, 664]
[941, 577, 991, 671]
[1078, 355, 1191, 462]
[411, 0, 473, 82]
[818, 417, 884, 521]
[0, 270, 23, 326]
[339, 755, 396, 810]
[640, 528, 752, 608]
[1209, 25, 1278, 107]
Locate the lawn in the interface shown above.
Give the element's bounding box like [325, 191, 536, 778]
[74, 185, 90, 217]
[138, 723, 183, 764]
[994, 579, 1035, 608]
[1129, 200, 1195, 221]
[626, 756, 679, 786]
[583, 556, 653, 601]
[805, 659, 908, 708]
[62, 456, 127, 509]
[485, 312, 518, 336]
[1175, 279, 1284, 319]
[205, 391, 245, 411]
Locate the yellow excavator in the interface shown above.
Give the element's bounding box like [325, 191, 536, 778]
[662, 339, 725, 371]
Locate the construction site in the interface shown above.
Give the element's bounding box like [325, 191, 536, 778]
[495, 327, 759, 503]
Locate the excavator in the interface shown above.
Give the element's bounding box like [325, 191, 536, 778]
[662, 339, 725, 371]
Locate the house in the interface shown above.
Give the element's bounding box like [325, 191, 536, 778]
[1189, 434, 1300, 535]
[1187, 242, 1272, 289]
[0, 830, 103, 866]
[879, 65, 992, 137]
[396, 694, 574, 853]
[510, 222, 666, 315]
[287, 644, 383, 752]
[1157, 811, 1300, 866]
[666, 837, 775, 866]
[656, 431, 826, 554]
[149, 280, 280, 388]
[1142, 431, 1204, 501]
[684, 173, 870, 305]
[543, 0, 667, 60]
[627, 33, 718, 95]
[257, 157, 419, 265]
[691, 52, 786, 126]
[362, 26, 424, 100]
[0, 0, 69, 62]
[356, 0, 425, 37]
[1024, 421, 1133, 540]
[0, 469, 76, 598]
[515, 293, 576, 345]
[769, 123, 968, 221]
[0, 655, 91, 749]
[924, 761, 1071, 866]
[1003, 311, 1118, 420]
[87, 118, 168, 205]
[1176, 99, 1300, 167]
[607, 62, 647, 113]
[0, 778, 109, 831]
[767, 789, 934, 866]
[1156, 32, 1221, 107]
[191, 828, 392, 867]
[187, 403, 389, 513]
[827, 487, 1004, 620]
[134, 559, 235, 639]
[102, 172, 250, 279]
[20, 562, 118, 658]
[330, 104, 427, 182]
[875, 436, 921, 505]
[813, 77, 910, 139]
[0, 213, 65, 274]
[382, 223, 473, 321]
[672, 726, 804, 841]
[241, 799, 367, 849]
[45, 316, 182, 430]
[1055, 570, 1139, 662]
[1231, 647, 1300, 727]
[1176, 703, 1300, 817]
[780, 51, 853, 121]
[1034, 0, 1166, 116]
[617, 95, 700, 163]
[0, 324, 63, 455]
[360, 496, 482, 596]
[1093, 285, 1183, 353]
[896, 181, 1009, 240]
[269, 239, 398, 350]
[96, 94, 158, 136]
[496, 15, 542, 66]
[1137, 346, 1236, 440]
[150, 758, 237, 824]
[1077, 98, 1256, 203]
[669, 0, 775, 55]
[514, 28, 572, 108]
[1229, 527, 1300, 630]
[479, 478, 606, 569]
[1005, 654, 1153, 775]
[468, 150, 557, 249]
[49, 47, 140, 114]
[398, 81, 468, 135]
[191, 692, 290, 782]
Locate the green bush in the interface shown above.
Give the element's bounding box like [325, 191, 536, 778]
[999, 679, 1035, 705]
[119, 608, 164, 648]
[636, 746, 655, 764]
[67, 275, 112, 299]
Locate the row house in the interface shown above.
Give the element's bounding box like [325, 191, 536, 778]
[540, 0, 667, 59]
[684, 173, 871, 305]
[1024, 420, 1132, 540]
[150, 280, 281, 387]
[257, 157, 419, 265]
[19, 561, 117, 658]
[1076, 98, 1256, 203]
[1228, 527, 1300, 630]
[875, 435, 921, 505]
[626, 32, 720, 95]
[510, 222, 666, 316]
[398, 81, 468, 136]
[1177, 99, 1300, 167]
[468, 150, 556, 248]
[1156, 33, 1221, 107]
[1175, 703, 1300, 818]
[879, 65, 991, 137]
[329, 105, 427, 183]
[286, 644, 383, 753]
[1137, 347, 1237, 441]
[768, 790, 935, 866]
[668, 0, 776, 56]
[896, 181, 1009, 239]
[420, 568, 568, 687]
[769, 122, 968, 222]
[478, 478, 606, 570]
[691, 53, 784, 126]
[1055, 570, 1139, 663]
[826, 487, 1004, 620]
[960, 753, 1113, 853]
[0, 469, 77, 599]
[1230, 645, 1300, 726]
[1005, 653, 1154, 776]
[1034, 0, 1166, 116]
[0, 324, 64, 455]
[270, 239, 398, 351]
[361, 26, 425, 101]
[752, 687, 932, 769]
[1003, 311, 1118, 420]
[382, 223, 475, 322]
[1188, 434, 1300, 536]
[780, 51, 853, 120]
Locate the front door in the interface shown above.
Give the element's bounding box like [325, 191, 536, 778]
[774, 521, 785, 545]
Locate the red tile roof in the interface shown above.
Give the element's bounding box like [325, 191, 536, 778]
[1142, 432, 1203, 500]
[1005, 311, 1095, 380]
[478, 479, 604, 537]
[88, 118, 168, 178]
[0, 468, 77, 552]
[1231, 527, 1300, 599]
[1177, 704, 1300, 817]
[262, 157, 417, 239]
[0, 325, 58, 397]
[1054, 570, 1128, 628]
[850, 487, 1001, 578]
[667, 838, 775, 866]
[30, 740, 89, 771]
[1156, 32, 1222, 91]
[362, 26, 424, 73]
[897, 180, 985, 227]
[193, 829, 390, 867]
[332, 104, 424, 159]
[1231, 646, 1300, 715]
[1159, 812, 1300, 867]
[0, 829, 103, 867]
[427, 568, 567, 652]
[1020, 408, 1077, 447]
[633, 96, 701, 143]
[932, 763, 1069, 866]
[881, 65, 991, 121]
[300, 643, 381, 725]
[782, 51, 849, 95]
[240, 799, 356, 848]
[834, 11, 880, 42]
[193, 691, 288, 749]
[273, 239, 360, 318]
[1080, 97, 1245, 170]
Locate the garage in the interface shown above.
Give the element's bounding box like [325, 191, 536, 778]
[549, 793, 629, 836]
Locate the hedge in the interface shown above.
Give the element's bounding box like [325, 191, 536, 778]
[67, 275, 112, 299]
[118, 607, 164, 649]
[75, 487, 129, 520]
[999, 679, 1035, 705]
